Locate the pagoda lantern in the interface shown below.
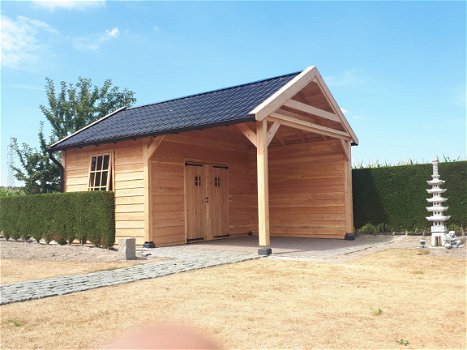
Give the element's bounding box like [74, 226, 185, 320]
[426, 159, 450, 246]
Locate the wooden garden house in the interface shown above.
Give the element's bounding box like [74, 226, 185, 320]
[49, 66, 359, 255]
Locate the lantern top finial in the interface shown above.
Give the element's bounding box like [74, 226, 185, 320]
[432, 159, 439, 177]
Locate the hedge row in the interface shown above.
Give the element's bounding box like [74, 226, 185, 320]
[352, 161, 467, 232]
[0, 191, 115, 248]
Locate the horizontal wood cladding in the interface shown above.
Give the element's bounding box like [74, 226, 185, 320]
[250, 138, 347, 238]
[63, 140, 146, 244]
[151, 131, 252, 246]
[63, 128, 350, 246]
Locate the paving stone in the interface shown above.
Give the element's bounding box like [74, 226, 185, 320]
[0, 249, 259, 305]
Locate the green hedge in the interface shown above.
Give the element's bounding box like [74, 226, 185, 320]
[0, 191, 115, 248]
[352, 161, 467, 232]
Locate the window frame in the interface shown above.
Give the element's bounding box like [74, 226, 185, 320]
[88, 153, 112, 191]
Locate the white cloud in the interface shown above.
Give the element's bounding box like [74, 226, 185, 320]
[339, 107, 364, 121]
[106, 27, 119, 38]
[0, 15, 57, 69]
[325, 69, 366, 88]
[32, 0, 105, 11]
[73, 27, 120, 51]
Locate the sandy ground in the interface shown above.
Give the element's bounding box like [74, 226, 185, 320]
[0, 240, 162, 284]
[1, 236, 465, 285]
[0, 260, 145, 285]
[0, 248, 465, 349]
[0, 240, 149, 262]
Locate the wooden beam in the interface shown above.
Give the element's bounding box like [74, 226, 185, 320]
[256, 119, 270, 249]
[314, 71, 359, 145]
[147, 136, 165, 158]
[250, 66, 317, 121]
[340, 139, 350, 161]
[269, 111, 351, 140]
[236, 123, 257, 147]
[267, 122, 281, 146]
[343, 140, 354, 233]
[143, 136, 165, 243]
[283, 99, 341, 123]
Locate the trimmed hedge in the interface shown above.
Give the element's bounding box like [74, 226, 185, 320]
[0, 191, 115, 248]
[353, 161, 467, 232]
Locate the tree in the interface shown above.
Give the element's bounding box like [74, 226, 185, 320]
[11, 77, 136, 194]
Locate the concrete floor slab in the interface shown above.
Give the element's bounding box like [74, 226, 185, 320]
[151, 235, 402, 261]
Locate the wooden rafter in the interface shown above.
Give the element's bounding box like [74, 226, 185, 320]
[313, 71, 359, 144]
[269, 111, 351, 140]
[283, 99, 340, 123]
[250, 66, 318, 121]
[236, 123, 257, 147]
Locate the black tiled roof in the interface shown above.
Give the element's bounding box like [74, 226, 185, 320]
[50, 71, 300, 151]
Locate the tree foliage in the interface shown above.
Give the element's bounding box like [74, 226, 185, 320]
[11, 77, 136, 194]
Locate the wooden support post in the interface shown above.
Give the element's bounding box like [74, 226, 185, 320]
[343, 140, 354, 236]
[143, 136, 165, 247]
[256, 119, 271, 255]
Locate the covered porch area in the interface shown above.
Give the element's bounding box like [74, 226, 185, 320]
[144, 66, 358, 254]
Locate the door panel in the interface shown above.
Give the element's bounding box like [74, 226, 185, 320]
[185, 163, 206, 240]
[207, 165, 229, 239]
[185, 162, 229, 242]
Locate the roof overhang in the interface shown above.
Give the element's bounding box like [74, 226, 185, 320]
[49, 66, 358, 152]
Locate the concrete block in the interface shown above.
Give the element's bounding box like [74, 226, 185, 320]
[119, 238, 136, 260]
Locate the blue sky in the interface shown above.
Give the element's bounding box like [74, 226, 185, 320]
[1, 0, 466, 186]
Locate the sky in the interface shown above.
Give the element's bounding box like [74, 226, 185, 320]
[1, 0, 466, 186]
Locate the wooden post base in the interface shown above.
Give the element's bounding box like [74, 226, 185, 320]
[344, 233, 355, 241]
[258, 247, 272, 256]
[143, 241, 156, 248]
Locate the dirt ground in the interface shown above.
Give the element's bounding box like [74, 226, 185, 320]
[1, 248, 465, 349]
[0, 240, 159, 284]
[0, 240, 148, 262]
[0, 259, 145, 284]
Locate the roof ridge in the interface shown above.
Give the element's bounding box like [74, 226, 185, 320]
[127, 71, 301, 111]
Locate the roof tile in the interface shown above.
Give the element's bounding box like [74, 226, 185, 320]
[50, 71, 299, 151]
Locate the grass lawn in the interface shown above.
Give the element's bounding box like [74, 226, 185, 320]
[0, 259, 144, 284]
[1, 248, 465, 349]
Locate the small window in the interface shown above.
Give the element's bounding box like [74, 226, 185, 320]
[214, 176, 220, 187]
[88, 154, 112, 191]
[194, 176, 201, 187]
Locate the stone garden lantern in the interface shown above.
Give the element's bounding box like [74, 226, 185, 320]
[426, 159, 450, 246]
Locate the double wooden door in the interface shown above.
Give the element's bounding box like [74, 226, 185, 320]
[185, 162, 229, 241]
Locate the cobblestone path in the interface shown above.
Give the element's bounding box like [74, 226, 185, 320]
[0, 250, 259, 305]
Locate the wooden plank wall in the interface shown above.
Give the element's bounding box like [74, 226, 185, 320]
[63, 131, 349, 246]
[249, 138, 347, 239]
[63, 139, 146, 244]
[151, 129, 252, 246]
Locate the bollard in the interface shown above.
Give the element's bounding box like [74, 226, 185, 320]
[119, 238, 136, 260]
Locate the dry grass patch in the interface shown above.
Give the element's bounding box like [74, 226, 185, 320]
[0, 259, 144, 284]
[1, 248, 465, 349]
